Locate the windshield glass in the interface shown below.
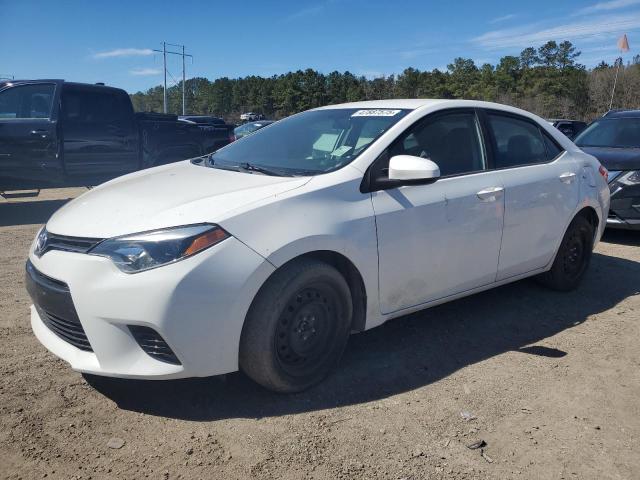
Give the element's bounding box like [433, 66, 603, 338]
[211, 108, 409, 175]
[575, 118, 640, 148]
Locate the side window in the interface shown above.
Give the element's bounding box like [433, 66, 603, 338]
[488, 113, 547, 168]
[391, 112, 486, 176]
[542, 132, 563, 160]
[62, 88, 133, 130]
[61, 89, 82, 122]
[83, 91, 121, 124]
[0, 84, 55, 119]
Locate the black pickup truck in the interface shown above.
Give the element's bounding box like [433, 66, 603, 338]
[0, 80, 233, 191]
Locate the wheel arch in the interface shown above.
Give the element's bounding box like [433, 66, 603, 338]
[576, 205, 599, 225]
[252, 249, 368, 333]
[573, 205, 600, 243]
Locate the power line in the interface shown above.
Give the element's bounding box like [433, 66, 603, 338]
[152, 42, 193, 114]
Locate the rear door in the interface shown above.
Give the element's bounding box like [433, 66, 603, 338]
[484, 111, 580, 280]
[0, 82, 63, 189]
[61, 85, 138, 183]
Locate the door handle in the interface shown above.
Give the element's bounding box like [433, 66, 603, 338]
[476, 186, 504, 202]
[30, 129, 49, 139]
[559, 172, 577, 184]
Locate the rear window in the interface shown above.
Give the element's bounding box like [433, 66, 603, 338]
[575, 118, 640, 148]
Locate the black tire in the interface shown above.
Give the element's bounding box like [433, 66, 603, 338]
[537, 215, 594, 291]
[239, 258, 353, 393]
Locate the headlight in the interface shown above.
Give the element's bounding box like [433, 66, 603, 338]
[89, 224, 229, 273]
[618, 170, 640, 185]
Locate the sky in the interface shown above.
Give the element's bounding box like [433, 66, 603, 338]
[1, 0, 639, 93]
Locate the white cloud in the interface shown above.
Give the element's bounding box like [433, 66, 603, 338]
[284, 5, 324, 21]
[473, 13, 640, 49]
[490, 13, 517, 24]
[93, 48, 154, 59]
[575, 0, 640, 16]
[283, 0, 342, 22]
[129, 68, 161, 76]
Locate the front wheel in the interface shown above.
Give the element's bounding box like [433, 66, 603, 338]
[537, 215, 594, 291]
[239, 258, 353, 393]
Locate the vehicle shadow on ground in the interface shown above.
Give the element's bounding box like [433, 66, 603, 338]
[602, 229, 640, 247]
[0, 199, 73, 227]
[86, 252, 640, 421]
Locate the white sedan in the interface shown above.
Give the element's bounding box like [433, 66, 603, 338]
[26, 100, 610, 392]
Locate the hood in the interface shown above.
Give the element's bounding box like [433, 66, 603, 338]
[46, 160, 310, 238]
[579, 146, 640, 171]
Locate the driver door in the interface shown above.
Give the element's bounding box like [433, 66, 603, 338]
[0, 82, 63, 189]
[370, 109, 505, 314]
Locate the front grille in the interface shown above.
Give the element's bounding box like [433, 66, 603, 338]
[36, 228, 103, 257]
[128, 325, 181, 365]
[37, 307, 93, 352]
[25, 260, 93, 352]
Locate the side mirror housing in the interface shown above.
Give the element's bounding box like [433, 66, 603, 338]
[388, 155, 440, 181]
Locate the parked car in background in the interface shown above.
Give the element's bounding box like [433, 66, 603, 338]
[240, 112, 262, 121]
[179, 115, 236, 150]
[575, 109, 640, 230]
[26, 100, 609, 393]
[0, 80, 220, 191]
[548, 119, 587, 140]
[234, 120, 274, 139]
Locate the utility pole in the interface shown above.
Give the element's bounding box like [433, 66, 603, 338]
[182, 45, 186, 116]
[152, 42, 192, 115]
[163, 42, 167, 114]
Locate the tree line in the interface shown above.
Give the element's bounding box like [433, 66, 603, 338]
[130, 41, 640, 122]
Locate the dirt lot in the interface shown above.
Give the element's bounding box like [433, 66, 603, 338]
[1, 188, 639, 480]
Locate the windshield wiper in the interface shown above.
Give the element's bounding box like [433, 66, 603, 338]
[237, 162, 284, 176]
[207, 157, 295, 176]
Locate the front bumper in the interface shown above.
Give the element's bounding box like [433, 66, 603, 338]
[607, 171, 640, 230]
[606, 215, 640, 230]
[27, 236, 274, 379]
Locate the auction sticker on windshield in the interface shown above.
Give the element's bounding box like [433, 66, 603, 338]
[351, 109, 401, 117]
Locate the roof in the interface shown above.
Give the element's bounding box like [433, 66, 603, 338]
[316, 99, 446, 110]
[314, 99, 550, 114]
[0, 79, 125, 93]
[603, 109, 640, 118]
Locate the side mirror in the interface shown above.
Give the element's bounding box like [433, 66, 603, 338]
[388, 155, 440, 181]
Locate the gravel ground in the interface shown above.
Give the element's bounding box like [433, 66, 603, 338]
[1, 188, 639, 480]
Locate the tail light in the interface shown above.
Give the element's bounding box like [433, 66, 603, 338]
[228, 133, 236, 143]
[598, 165, 608, 181]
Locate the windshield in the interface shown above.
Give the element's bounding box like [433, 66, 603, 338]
[575, 118, 640, 148]
[210, 108, 409, 175]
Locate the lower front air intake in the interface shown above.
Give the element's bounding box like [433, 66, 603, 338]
[128, 325, 181, 365]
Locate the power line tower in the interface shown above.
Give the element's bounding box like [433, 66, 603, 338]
[152, 42, 193, 115]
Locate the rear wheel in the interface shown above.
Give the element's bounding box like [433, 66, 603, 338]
[239, 258, 353, 393]
[537, 215, 594, 291]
